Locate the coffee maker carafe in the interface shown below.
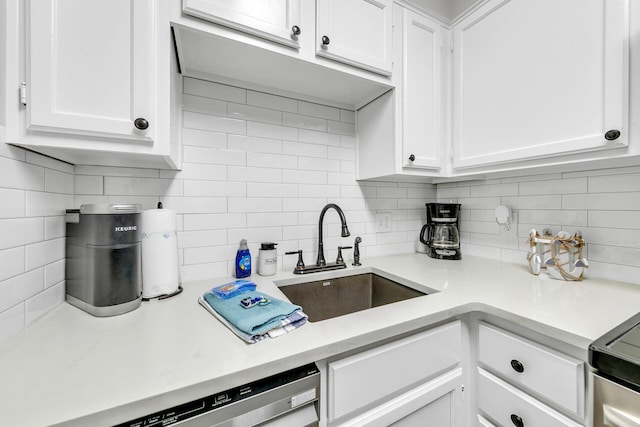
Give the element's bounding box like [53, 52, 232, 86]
[419, 203, 461, 260]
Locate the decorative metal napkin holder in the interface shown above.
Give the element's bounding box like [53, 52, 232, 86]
[527, 229, 588, 281]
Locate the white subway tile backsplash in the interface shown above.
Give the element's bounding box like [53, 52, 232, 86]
[161, 197, 227, 214]
[228, 197, 282, 213]
[228, 135, 282, 154]
[588, 211, 639, 229]
[298, 184, 341, 198]
[183, 245, 230, 265]
[0, 268, 43, 313]
[282, 140, 327, 158]
[247, 121, 297, 141]
[501, 195, 561, 210]
[74, 175, 103, 195]
[328, 146, 355, 161]
[563, 192, 640, 210]
[160, 163, 227, 181]
[183, 146, 246, 166]
[377, 186, 407, 199]
[247, 90, 297, 113]
[298, 129, 341, 146]
[247, 212, 297, 228]
[519, 177, 587, 195]
[0, 157, 44, 191]
[180, 261, 228, 283]
[104, 177, 183, 197]
[183, 213, 246, 231]
[0, 218, 44, 250]
[247, 183, 297, 198]
[178, 229, 227, 249]
[182, 94, 227, 116]
[0, 247, 25, 282]
[182, 128, 227, 149]
[518, 210, 588, 227]
[247, 152, 297, 169]
[25, 281, 64, 326]
[283, 169, 327, 185]
[228, 227, 283, 245]
[184, 111, 247, 135]
[228, 102, 282, 125]
[184, 181, 246, 197]
[25, 238, 64, 271]
[228, 166, 282, 183]
[299, 157, 340, 172]
[184, 77, 246, 103]
[469, 183, 518, 197]
[298, 101, 340, 121]
[44, 259, 65, 289]
[45, 217, 65, 240]
[25, 192, 73, 217]
[340, 110, 356, 124]
[327, 120, 356, 136]
[589, 173, 640, 193]
[26, 151, 74, 174]
[588, 244, 640, 267]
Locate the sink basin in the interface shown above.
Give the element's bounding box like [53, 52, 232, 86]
[278, 273, 428, 322]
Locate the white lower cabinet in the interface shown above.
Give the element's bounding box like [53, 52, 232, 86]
[323, 321, 463, 426]
[476, 322, 587, 426]
[478, 369, 583, 427]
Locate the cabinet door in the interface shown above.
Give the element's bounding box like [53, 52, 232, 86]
[28, 0, 154, 142]
[452, 0, 629, 171]
[182, 0, 301, 49]
[316, 0, 393, 76]
[400, 9, 442, 171]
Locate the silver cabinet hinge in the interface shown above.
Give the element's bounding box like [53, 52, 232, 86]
[19, 82, 27, 106]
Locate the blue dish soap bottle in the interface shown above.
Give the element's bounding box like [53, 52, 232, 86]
[235, 239, 251, 278]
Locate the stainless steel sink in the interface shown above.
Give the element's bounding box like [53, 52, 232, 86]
[278, 273, 427, 322]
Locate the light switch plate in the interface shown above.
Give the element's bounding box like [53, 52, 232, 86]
[376, 212, 392, 233]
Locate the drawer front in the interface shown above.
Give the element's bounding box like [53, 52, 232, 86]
[478, 322, 584, 417]
[478, 369, 583, 427]
[328, 321, 461, 421]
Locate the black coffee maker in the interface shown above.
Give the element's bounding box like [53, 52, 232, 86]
[419, 203, 461, 260]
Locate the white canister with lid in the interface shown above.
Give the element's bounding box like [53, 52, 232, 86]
[258, 242, 278, 276]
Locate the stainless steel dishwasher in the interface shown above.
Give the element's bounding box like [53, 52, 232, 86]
[116, 364, 320, 427]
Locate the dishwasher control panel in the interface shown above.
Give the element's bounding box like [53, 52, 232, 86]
[115, 363, 320, 427]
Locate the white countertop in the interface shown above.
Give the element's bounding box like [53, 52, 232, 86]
[1, 254, 639, 426]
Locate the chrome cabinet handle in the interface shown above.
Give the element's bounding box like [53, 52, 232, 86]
[321, 35, 330, 45]
[291, 25, 301, 36]
[134, 117, 149, 130]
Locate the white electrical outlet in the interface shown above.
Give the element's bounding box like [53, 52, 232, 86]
[376, 212, 392, 233]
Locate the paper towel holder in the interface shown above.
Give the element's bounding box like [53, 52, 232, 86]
[142, 285, 183, 302]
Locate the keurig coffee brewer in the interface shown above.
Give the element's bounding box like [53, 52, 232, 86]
[65, 204, 142, 316]
[419, 203, 461, 260]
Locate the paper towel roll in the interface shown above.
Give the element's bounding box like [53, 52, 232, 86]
[141, 209, 180, 299]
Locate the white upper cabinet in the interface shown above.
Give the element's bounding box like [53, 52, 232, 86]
[401, 8, 442, 170]
[4, 0, 180, 169]
[316, 0, 393, 76]
[28, 0, 154, 142]
[182, 0, 301, 49]
[452, 0, 629, 172]
[356, 4, 444, 181]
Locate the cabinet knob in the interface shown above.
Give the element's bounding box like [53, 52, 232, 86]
[291, 25, 301, 36]
[134, 117, 149, 130]
[408, 154, 416, 162]
[510, 414, 524, 427]
[604, 129, 621, 141]
[321, 35, 330, 45]
[510, 359, 524, 373]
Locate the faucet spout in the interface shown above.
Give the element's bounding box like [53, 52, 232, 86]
[316, 203, 350, 266]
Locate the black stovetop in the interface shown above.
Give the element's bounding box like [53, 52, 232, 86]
[589, 311, 640, 391]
